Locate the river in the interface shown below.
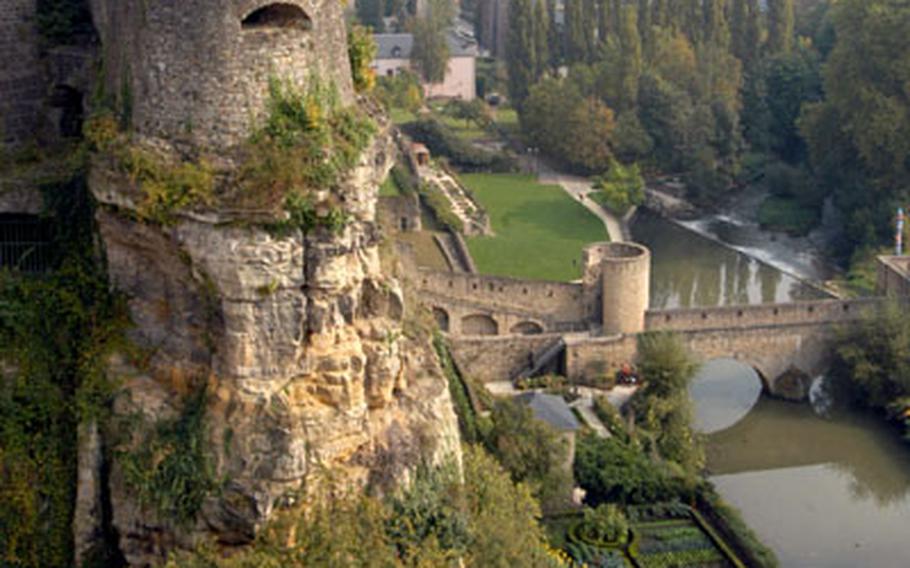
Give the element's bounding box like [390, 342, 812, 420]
[633, 212, 910, 567]
[630, 210, 825, 309]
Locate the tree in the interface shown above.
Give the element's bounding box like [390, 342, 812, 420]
[636, 332, 699, 398]
[594, 158, 645, 214]
[410, 0, 454, 83]
[768, 0, 794, 54]
[573, 434, 684, 505]
[702, 0, 730, 48]
[348, 25, 378, 93]
[833, 303, 910, 411]
[638, 0, 653, 57]
[461, 446, 553, 567]
[597, 0, 612, 48]
[731, 0, 747, 60]
[618, 5, 643, 111]
[533, 0, 551, 78]
[799, 0, 910, 252]
[763, 47, 822, 162]
[356, 0, 386, 31]
[547, 0, 563, 68]
[485, 400, 572, 510]
[411, 20, 449, 84]
[565, 0, 588, 63]
[744, 0, 762, 67]
[631, 332, 704, 474]
[506, 0, 536, 105]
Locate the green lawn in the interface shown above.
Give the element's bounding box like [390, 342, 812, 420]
[462, 174, 608, 281]
[389, 107, 416, 125]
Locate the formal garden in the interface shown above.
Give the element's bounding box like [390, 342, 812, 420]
[547, 502, 746, 568]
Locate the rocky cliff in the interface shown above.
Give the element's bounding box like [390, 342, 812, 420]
[89, 124, 461, 564]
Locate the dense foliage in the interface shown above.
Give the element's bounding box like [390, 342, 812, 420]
[630, 332, 704, 474]
[485, 399, 572, 511]
[118, 383, 221, 525]
[573, 435, 685, 505]
[592, 159, 645, 215]
[0, 173, 127, 567]
[800, 0, 910, 256]
[832, 302, 910, 436]
[401, 118, 515, 172]
[167, 446, 555, 567]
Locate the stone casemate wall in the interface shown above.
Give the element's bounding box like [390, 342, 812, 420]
[89, 0, 355, 150]
[0, 0, 42, 146]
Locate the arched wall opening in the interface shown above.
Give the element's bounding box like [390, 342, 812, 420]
[461, 314, 498, 336]
[242, 3, 312, 30]
[510, 321, 544, 335]
[432, 307, 450, 333]
[688, 358, 764, 434]
[49, 85, 84, 139]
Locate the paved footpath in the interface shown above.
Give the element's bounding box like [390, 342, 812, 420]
[537, 166, 626, 242]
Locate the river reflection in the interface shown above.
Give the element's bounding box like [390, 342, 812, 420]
[631, 212, 824, 309]
[705, 397, 910, 567]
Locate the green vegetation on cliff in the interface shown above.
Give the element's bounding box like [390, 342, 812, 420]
[167, 446, 557, 567]
[0, 172, 127, 567]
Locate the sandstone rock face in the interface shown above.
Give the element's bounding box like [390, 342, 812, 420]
[92, 129, 461, 564]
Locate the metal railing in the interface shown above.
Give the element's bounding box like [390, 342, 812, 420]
[0, 215, 53, 273]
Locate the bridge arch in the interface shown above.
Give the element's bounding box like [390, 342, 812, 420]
[689, 358, 765, 433]
[510, 320, 544, 335]
[432, 307, 450, 333]
[461, 313, 498, 336]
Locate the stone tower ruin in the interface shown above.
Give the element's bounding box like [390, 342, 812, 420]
[90, 0, 355, 149]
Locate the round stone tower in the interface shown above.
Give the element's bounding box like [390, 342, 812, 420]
[89, 0, 355, 150]
[595, 242, 651, 335]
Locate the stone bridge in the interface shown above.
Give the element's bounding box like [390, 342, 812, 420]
[413, 242, 908, 399]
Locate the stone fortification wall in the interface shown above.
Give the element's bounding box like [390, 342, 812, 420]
[564, 334, 637, 382]
[416, 269, 587, 322]
[645, 298, 880, 333]
[89, 0, 354, 150]
[878, 256, 910, 298]
[448, 334, 563, 383]
[0, 0, 42, 146]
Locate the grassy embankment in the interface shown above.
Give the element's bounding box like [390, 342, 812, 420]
[461, 173, 608, 281]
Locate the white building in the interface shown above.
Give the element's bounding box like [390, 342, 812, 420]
[373, 32, 478, 101]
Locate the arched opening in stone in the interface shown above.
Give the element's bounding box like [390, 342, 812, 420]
[432, 307, 450, 332]
[49, 85, 84, 139]
[688, 358, 764, 434]
[461, 314, 498, 336]
[0, 214, 54, 273]
[242, 3, 312, 30]
[510, 321, 543, 335]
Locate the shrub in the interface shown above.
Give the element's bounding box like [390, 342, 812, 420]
[348, 25, 377, 93]
[402, 118, 515, 172]
[118, 383, 221, 525]
[592, 159, 645, 216]
[235, 77, 376, 213]
[574, 504, 629, 546]
[573, 434, 686, 506]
